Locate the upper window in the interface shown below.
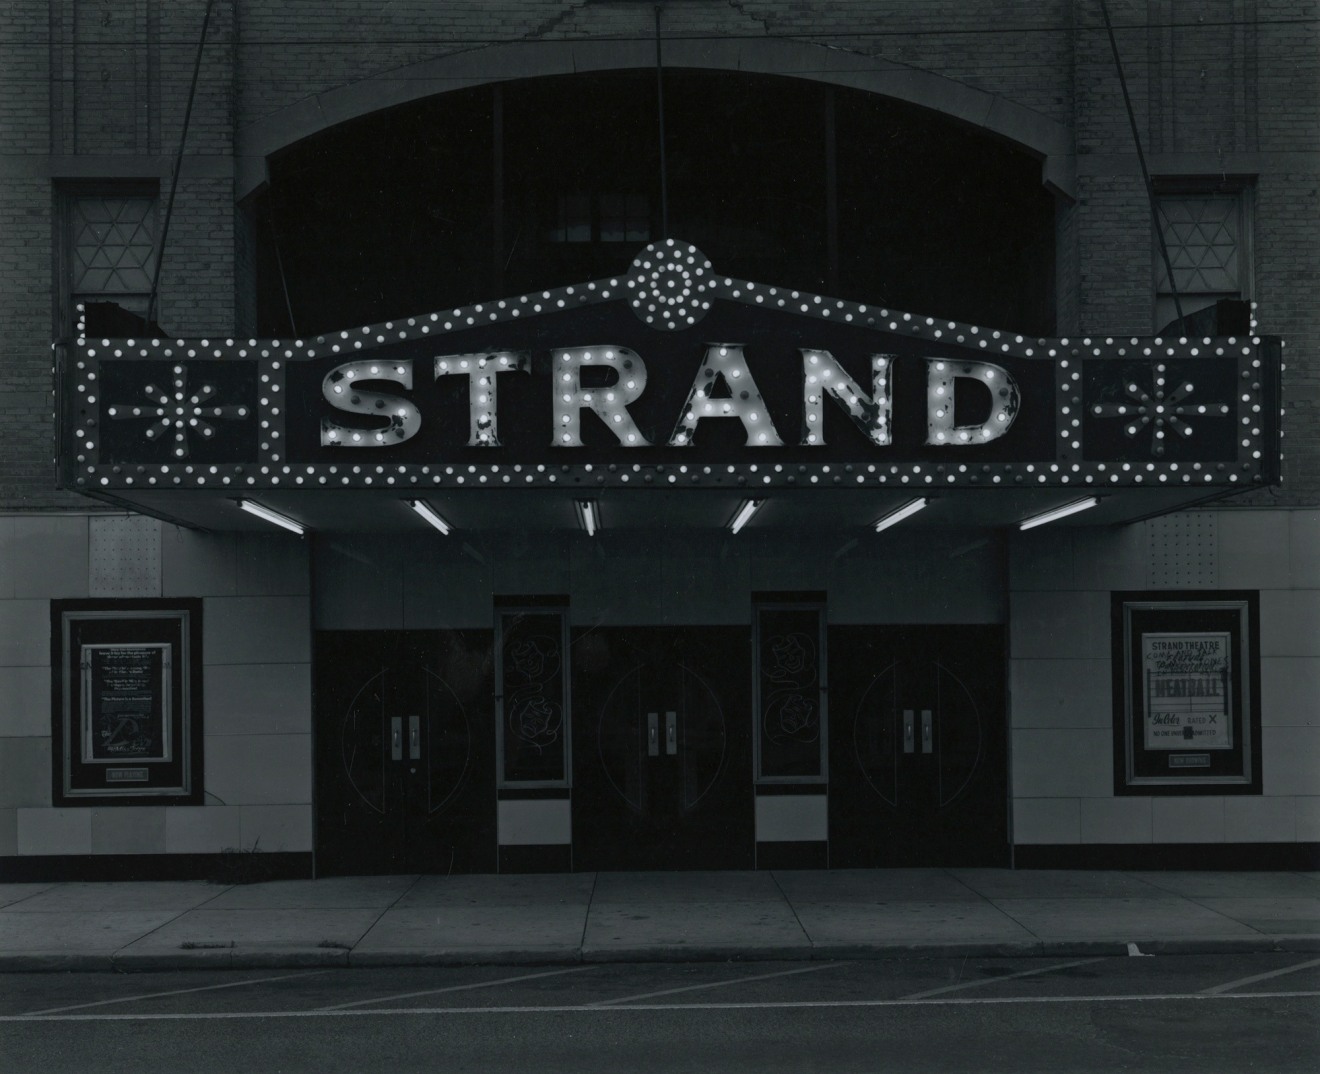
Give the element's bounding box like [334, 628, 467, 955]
[1155, 185, 1252, 335]
[61, 186, 159, 337]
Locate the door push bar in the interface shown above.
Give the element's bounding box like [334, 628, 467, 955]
[647, 712, 679, 757]
[903, 710, 935, 755]
[390, 716, 422, 761]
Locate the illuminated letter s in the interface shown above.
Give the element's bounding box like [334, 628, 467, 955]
[321, 359, 421, 447]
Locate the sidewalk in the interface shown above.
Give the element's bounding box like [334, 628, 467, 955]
[1, 868, 1317, 972]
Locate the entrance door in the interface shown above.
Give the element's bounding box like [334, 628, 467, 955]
[572, 627, 753, 870]
[829, 626, 1007, 867]
[315, 631, 496, 875]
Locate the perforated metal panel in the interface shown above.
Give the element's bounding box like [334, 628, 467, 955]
[1145, 512, 1218, 587]
[89, 515, 162, 597]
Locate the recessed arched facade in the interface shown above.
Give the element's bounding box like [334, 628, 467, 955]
[235, 37, 1076, 202]
[253, 68, 1059, 339]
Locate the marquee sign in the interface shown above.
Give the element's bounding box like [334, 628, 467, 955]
[59, 239, 1281, 494]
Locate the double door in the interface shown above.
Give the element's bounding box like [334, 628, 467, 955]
[571, 627, 753, 870]
[829, 626, 1008, 867]
[314, 631, 496, 875]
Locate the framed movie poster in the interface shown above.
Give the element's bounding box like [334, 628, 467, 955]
[753, 597, 827, 783]
[52, 600, 203, 805]
[1112, 592, 1260, 795]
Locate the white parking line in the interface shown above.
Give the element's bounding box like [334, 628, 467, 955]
[21, 971, 328, 1016]
[1199, 956, 1320, 995]
[317, 966, 599, 1010]
[5, 989, 1318, 1022]
[901, 957, 1109, 999]
[588, 962, 840, 1005]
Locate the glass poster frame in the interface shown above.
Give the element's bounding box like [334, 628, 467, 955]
[753, 596, 828, 784]
[1112, 592, 1260, 795]
[52, 600, 203, 805]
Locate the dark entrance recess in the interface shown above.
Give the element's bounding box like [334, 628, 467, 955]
[571, 627, 754, 870]
[828, 626, 1008, 867]
[256, 70, 1055, 339]
[314, 631, 496, 875]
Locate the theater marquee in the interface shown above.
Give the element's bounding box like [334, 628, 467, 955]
[59, 239, 1281, 495]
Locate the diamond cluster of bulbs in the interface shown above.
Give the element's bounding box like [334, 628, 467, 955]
[66, 241, 1276, 492]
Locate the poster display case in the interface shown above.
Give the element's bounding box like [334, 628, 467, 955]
[51, 600, 203, 805]
[1112, 592, 1260, 794]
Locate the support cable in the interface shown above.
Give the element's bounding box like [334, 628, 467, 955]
[147, 0, 216, 331]
[1099, 0, 1184, 326]
[655, 4, 669, 239]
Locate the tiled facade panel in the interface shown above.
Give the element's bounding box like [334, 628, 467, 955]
[1008, 509, 1320, 847]
[0, 518, 313, 858]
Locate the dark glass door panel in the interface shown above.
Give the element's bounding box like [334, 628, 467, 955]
[830, 626, 1007, 867]
[315, 631, 496, 875]
[572, 627, 753, 870]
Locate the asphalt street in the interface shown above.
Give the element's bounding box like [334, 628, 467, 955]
[2, 952, 1319, 1073]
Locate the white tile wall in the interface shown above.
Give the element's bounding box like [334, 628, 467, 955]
[17, 808, 92, 855]
[755, 793, 828, 842]
[1008, 589, 1109, 659]
[1011, 729, 1111, 798]
[1010, 659, 1111, 728]
[1008, 530, 1073, 592]
[1260, 658, 1320, 726]
[0, 600, 52, 667]
[0, 738, 52, 808]
[1224, 795, 1296, 843]
[1261, 589, 1320, 657]
[204, 664, 312, 736]
[204, 733, 312, 805]
[497, 798, 571, 845]
[1290, 512, 1320, 587]
[1297, 797, 1320, 843]
[236, 534, 309, 596]
[1079, 796, 1153, 843]
[1152, 796, 1226, 843]
[1261, 726, 1320, 796]
[0, 517, 14, 598]
[162, 529, 238, 596]
[205, 596, 311, 665]
[0, 666, 52, 737]
[1069, 526, 1148, 590]
[1218, 511, 1292, 589]
[239, 804, 313, 852]
[91, 807, 167, 854]
[1012, 798, 1080, 844]
[10, 517, 89, 599]
[164, 805, 241, 854]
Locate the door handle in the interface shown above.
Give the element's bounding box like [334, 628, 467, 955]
[665, 711, 677, 756]
[408, 715, 421, 760]
[921, 710, 933, 754]
[390, 716, 402, 761]
[647, 712, 659, 757]
[902, 710, 915, 754]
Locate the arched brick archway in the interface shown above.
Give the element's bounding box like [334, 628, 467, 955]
[235, 36, 1075, 201]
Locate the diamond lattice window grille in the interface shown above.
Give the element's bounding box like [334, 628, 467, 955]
[71, 196, 157, 296]
[1156, 195, 1240, 294]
